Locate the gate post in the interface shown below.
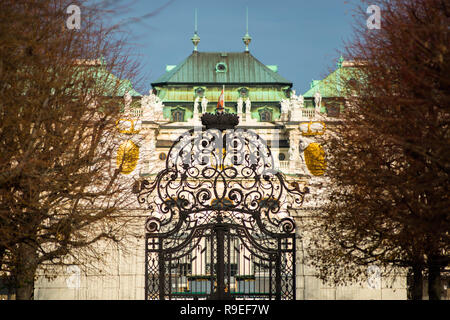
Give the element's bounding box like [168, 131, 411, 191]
[275, 238, 282, 300]
[158, 242, 165, 300]
[209, 223, 232, 300]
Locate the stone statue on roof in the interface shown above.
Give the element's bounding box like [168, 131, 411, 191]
[245, 98, 252, 122]
[194, 96, 200, 118]
[314, 91, 322, 111]
[141, 90, 165, 120]
[141, 94, 154, 120]
[149, 90, 164, 113]
[291, 89, 297, 100]
[290, 92, 302, 122]
[237, 97, 243, 115]
[298, 94, 304, 107]
[124, 91, 132, 115]
[245, 98, 251, 113]
[280, 99, 290, 121]
[201, 96, 208, 114]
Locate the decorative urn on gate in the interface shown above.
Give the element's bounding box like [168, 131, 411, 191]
[201, 112, 240, 131]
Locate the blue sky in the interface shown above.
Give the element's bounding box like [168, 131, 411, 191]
[100, 0, 363, 95]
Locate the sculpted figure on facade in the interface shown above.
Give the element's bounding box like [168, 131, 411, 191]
[314, 90, 322, 111]
[290, 89, 297, 100]
[280, 99, 290, 121]
[123, 91, 132, 116]
[237, 97, 243, 115]
[150, 91, 164, 114]
[290, 90, 302, 122]
[298, 94, 304, 108]
[140, 90, 165, 121]
[245, 97, 252, 122]
[141, 94, 154, 120]
[201, 96, 208, 114]
[193, 96, 200, 120]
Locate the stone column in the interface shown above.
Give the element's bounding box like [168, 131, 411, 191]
[139, 123, 158, 175]
[288, 128, 301, 172]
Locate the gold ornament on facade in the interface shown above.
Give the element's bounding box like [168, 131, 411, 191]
[116, 140, 139, 174]
[304, 143, 326, 176]
[300, 121, 326, 136]
[116, 118, 140, 134]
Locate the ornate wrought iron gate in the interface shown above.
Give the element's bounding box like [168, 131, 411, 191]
[133, 113, 306, 300]
[145, 222, 296, 300]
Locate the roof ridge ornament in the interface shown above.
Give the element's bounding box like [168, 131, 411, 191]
[337, 55, 344, 68]
[191, 9, 200, 52]
[242, 7, 252, 52]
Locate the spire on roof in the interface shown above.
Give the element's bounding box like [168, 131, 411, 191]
[337, 55, 344, 68]
[191, 9, 200, 52]
[242, 7, 252, 52]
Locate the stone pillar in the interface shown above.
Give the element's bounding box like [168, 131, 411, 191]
[288, 128, 301, 172]
[139, 124, 158, 175]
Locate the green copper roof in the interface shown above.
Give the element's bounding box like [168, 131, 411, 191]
[95, 68, 141, 97]
[76, 60, 141, 97]
[303, 62, 358, 98]
[158, 86, 288, 103]
[152, 52, 292, 86]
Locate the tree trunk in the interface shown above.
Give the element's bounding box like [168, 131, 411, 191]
[408, 265, 423, 300]
[428, 257, 441, 300]
[14, 242, 38, 300]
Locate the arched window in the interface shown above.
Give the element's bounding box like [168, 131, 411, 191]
[259, 108, 272, 122]
[171, 108, 185, 122]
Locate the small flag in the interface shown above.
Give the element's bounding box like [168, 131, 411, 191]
[217, 88, 224, 113]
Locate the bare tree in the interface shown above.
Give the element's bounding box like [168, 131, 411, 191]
[0, 0, 144, 299]
[303, 0, 449, 300]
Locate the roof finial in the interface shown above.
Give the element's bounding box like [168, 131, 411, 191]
[337, 55, 344, 68]
[191, 9, 200, 52]
[242, 7, 252, 52]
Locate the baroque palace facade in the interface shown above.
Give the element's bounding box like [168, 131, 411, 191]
[32, 35, 407, 300]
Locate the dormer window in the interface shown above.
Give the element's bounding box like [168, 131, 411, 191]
[259, 108, 272, 122]
[238, 87, 249, 98]
[171, 107, 185, 122]
[194, 87, 205, 97]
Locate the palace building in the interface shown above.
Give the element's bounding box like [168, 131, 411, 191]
[32, 27, 407, 300]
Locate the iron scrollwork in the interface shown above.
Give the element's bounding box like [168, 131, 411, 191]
[133, 126, 306, 240]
